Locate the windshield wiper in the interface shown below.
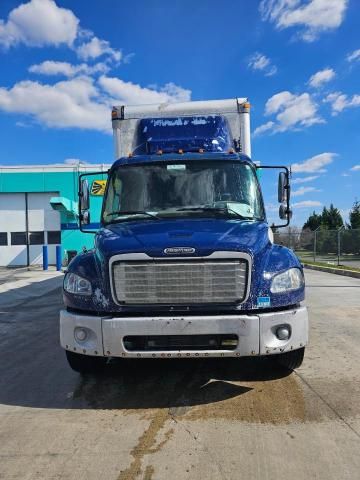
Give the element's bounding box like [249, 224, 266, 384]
[106, 210, 160, 221]
[176, 206, 254, 220]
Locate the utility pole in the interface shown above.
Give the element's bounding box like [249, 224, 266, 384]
[313, 226, 321, 263]
[337, 226, 345, 266]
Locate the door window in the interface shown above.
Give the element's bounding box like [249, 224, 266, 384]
[11, 232, 27, 245]
[47, 231, 61, 244]
[0, 233, 8, 246]
[29, 232, 45, 245]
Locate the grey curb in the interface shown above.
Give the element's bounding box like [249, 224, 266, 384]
[303, 263, 360, 279]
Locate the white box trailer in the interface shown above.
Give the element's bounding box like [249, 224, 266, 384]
[111, 98, 251, 159]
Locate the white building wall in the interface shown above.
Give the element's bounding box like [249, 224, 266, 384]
[0, 192, 60, 266]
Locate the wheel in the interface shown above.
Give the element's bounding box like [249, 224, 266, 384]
[277, 347, 305, 370]
[65, 350, 107, 374]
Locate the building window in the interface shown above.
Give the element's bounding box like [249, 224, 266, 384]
[0, 233, 8, 246]
[29, 232, 45, 245]
[47, 231, 61, 244]
[11, 232, 27, 245]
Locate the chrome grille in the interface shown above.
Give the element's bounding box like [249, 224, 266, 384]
[112, 259, 248, 304]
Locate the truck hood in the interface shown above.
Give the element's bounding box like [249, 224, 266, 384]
[66, 219, 305, 313]
[96, 219, 271, 258]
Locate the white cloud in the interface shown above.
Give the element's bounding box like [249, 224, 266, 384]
[0, 0, 79, 48]
[0, 1, 122, 68]
[253, 121, 275, 137]
[265, 203, 280, 213]
[259, 0, 348, 42]
[255, 90, 323, 135]
[123, 52, 135, 64]
[292, 186, 320, 196]
[15, 120, 31, 128]
[308, 68, 335, 88]
[0, 75, 192, 132]
[0, 77, 110, 131]
[76, 36, 121, 61]
[248, 52, 277, 76]
[265, 91, 292, 115]
[292, 152, 336, 173]
[341, 172, 350, 177]
[292, 175, 319, 184]
[29, 60, 110, 77]
[324, 91, 360, 115]
[99, 76, 191, 104]
[347, 49, 360, 63]
[351, 165, 360, 171]
[340, 208, 350, 219]
[293, 200, 322, 208]
[64, 158, 91, 165]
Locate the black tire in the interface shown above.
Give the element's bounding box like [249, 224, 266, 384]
[66, 350, 107, 374]
[277, 347, 305, 370]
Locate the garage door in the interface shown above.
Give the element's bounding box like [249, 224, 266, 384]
[0, 192, 61, 267]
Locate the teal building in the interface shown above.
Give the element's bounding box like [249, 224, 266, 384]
[0, 164, 109, 267]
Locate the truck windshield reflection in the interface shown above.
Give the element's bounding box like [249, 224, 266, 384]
[102, 161, 264, 224]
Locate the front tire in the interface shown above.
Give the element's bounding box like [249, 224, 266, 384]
[277, 347, 305, 370]
[65, 350, 107, 374]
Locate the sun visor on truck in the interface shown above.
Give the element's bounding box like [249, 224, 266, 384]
[134, 116, 232, 154]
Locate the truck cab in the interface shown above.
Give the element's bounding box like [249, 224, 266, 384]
[60, 98, 308, 373]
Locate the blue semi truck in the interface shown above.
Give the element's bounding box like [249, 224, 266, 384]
[60, 98, 308, 373]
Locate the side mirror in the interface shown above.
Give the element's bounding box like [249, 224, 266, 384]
[257, 164, 291, 229]
[77, 169, 108, 234]
[80, 179, 90, 211]
[278, 172, 288, 203]
[79, 178, 91, 228]
[81, 210, 90, 225]
[279, 204, 293, 220]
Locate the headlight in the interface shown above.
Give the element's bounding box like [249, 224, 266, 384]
[270, 268, 304, 293]
[64, 273, 92, 296]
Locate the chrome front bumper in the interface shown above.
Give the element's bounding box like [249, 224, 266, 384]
[60, 306, 308, 358]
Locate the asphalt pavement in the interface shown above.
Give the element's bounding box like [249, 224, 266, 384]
[0, 269, 359, 480]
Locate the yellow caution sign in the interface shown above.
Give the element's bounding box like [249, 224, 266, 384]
[91, 180, 107, 196]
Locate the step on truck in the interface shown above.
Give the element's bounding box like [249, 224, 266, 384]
[60, 97, 308, 373]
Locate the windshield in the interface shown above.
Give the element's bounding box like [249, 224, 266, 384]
[102, 161, 265, 224]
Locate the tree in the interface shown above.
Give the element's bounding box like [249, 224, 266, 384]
[321, 204, 343, 230]
[302, 211, 322, 231]
[349, 200, 360, 229]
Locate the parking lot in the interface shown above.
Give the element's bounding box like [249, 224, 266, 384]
[0, 269, 359, 480]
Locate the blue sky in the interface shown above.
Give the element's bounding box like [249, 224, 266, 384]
[0, 0, 359, 226]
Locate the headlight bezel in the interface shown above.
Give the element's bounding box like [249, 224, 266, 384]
[270, 267, 304, 294]
[64, 272, 92, 296]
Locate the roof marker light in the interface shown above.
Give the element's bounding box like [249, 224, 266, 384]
[178, 149, 184, 154]
[157, 149, 163, 155]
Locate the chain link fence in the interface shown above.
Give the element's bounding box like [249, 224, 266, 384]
[273, 228, 360, 268]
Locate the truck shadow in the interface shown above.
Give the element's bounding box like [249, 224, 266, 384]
[70, 357, 292, 411]
[0, 284, 294, 412]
